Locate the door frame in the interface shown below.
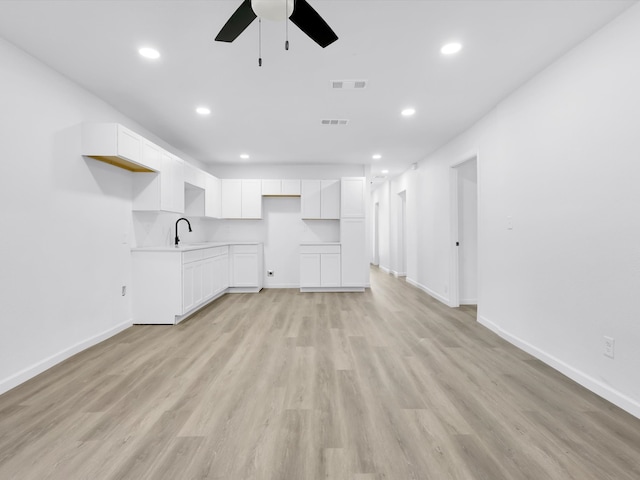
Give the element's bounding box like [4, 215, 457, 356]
[449, 152, 479, 308]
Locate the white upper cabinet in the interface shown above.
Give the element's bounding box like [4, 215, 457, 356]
[321, 179, 340, 219]
[340, 177, 366, 218]
[221, 179, 262, 219]
[282, 179, 301, 196]
[183, 162, 206, 189]
[301, 179, 340, 219]
[133, 150, 184, 213]
[205, 173, 222, 219]
[261, 179, 281, 196]
[82, 123, 153, 172]
[221, 179, 242, 218]
[241, 179, 262, 218]
[301, 180, 322, 218]
[261, 179, 301, 196]
[141, 138, 162, 172]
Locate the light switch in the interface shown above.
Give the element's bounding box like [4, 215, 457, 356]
[507, 216, 513, 230]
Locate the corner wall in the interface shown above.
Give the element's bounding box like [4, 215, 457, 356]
[0, 37, 147, 393]
[373, 4, 640, 417]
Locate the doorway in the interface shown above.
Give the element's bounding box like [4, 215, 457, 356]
[397, 191, 407, 276]
[451, 157, 478, 307]
[373, 202, 380, 266]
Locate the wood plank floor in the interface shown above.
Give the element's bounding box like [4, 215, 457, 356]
[1, 267, 639, 479]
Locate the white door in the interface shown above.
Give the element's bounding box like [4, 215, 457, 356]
[453, 158, 478, 306]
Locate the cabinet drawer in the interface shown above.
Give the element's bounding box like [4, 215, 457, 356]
[202, 246, 228, 259]
[182, 249, 204, 264]
[231, 244, 258, 254]
[300, 244, 341, 255]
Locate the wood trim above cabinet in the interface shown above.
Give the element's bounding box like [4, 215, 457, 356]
[86, 155, 154, 173]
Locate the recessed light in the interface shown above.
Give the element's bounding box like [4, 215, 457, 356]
[240, 154, 250, 159]
[196, 107, 211, 115]
[401, 108, 416, 117]
[441, 42, 462, 55]
[138, 47, 160, 59]
[382, 169, 389, 174]
[372, 154, 382, 160]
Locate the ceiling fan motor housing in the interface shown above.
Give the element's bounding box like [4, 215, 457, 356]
[251, 0, 295, 21]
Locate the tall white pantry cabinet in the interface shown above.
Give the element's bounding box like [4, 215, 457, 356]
[340, 177, 367, 288]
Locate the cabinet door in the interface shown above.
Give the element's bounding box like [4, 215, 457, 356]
[340, 177, 365, 218]
[117, 125, 143, 163]
[141, 139, 162, 172]
[221, 179, 242, 218]
[171, 156, 185, 213]
[281, 179, 301, 195]
[321, 253, 341, 287]
[340, 218, 367, 287]
[232, 253, 259, 287]
[202, 257, 215, 300]
[182, 262, 196, 313]
[301, 180, 321, 219]
[160, 151, 184, 213]
[300, 253, 321, 287]
[220, 253, 230, 291]
[205, 174, 222, 218]
[212, 253, 229, 295]
[261, 179, 281, 196]
[241, 179, 262, 218]
[321, 179, 340, 219]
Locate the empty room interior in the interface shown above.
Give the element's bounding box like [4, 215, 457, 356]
[1, 1, 639, 478]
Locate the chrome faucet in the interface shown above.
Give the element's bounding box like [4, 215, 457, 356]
[175, 217, 192, 247]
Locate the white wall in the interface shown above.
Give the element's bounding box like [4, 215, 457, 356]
[373, 4, 640, 417]
[0, 38, 136, 393]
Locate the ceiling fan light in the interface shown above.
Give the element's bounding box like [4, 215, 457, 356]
[251, 0, 295, 21]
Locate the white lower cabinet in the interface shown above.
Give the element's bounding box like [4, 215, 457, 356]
[132, 245, 232, 325]
[340, 218, 367, 288]
[229, 244, 264, 292]
[300, 245, 341, 289]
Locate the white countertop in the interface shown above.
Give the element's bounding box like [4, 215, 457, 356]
[132, 241, 261, 252]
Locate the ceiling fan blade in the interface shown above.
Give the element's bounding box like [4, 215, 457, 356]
[215, 0, 257, 43]
[289, 0, 338, 48]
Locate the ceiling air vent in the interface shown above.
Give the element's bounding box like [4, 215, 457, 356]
[321, 119, 349, 126]
[331, 80, 368, 90]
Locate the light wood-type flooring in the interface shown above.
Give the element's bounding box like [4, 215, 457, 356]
[1, 267, 639, 479]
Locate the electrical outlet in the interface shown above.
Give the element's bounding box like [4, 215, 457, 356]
[121, 286, 127, 297]
[604, 336, 615, 359]
[267, 270, 274, 277]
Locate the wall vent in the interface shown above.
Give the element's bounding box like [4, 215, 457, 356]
[321, 119, 349, 125]
[331, 80, 368, 90]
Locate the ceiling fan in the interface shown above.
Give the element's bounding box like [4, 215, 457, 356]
[215, 0, 338, 49]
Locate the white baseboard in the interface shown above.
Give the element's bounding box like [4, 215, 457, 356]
[300, 287, 365, 293]
[478, 315, 640, 419]
[391, 270, 407, 278]
[263, 283, 299, 289]
[379, 265, 391, 274]
[406, 277, 453, 307]
[0, 320, 132, 396]
[460, 298, 478, 305]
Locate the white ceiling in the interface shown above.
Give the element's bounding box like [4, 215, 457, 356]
[0, 0, 635, 178]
